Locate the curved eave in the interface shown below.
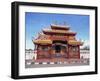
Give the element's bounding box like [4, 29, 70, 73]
[33, 40, 52, 45]
[51, 24, 70, 30]
[68, 40, 83, 46]
[43, 30, 76, 35]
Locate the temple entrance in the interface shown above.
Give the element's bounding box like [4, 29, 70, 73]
[52, 40, 67, 58]
[55, 45, 61, 53]
[54, 45, 62, 58]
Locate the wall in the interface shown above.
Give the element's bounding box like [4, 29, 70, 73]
[0, 0, 99, 81]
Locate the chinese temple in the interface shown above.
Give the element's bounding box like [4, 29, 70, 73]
[33, 24, 83, 61]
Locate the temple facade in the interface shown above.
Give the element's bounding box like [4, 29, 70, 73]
[33, 24, 83, 61]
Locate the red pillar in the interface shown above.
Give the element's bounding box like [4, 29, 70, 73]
[36, 45, 39, 59]
[49, 45, 52, 59]
[67, 45, 69, 59]
[78, 45, 80, 59]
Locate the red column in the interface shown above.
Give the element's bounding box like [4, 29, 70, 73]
[36, 45, 39, 59]
[49, 45, 51, 59]
[67, 45, 69, 59]
[78, 45, 80, 59]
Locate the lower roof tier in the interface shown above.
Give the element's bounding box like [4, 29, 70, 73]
[68, 40, 83, 46]
[33, 39, 83, 46]
[33, 40, 52, 45]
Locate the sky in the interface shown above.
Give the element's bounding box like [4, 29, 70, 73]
[25, 12, 90, 49]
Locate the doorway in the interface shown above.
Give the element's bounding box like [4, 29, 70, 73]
[55, 45, 61, 53]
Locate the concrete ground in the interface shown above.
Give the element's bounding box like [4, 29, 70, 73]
[25, 62, 89, 68]
[25, 59, 89, 68]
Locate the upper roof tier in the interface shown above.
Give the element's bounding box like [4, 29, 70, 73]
[51, 24, 70, 30]
[43, 29, 76, 35]
[42, 24, 76, 35]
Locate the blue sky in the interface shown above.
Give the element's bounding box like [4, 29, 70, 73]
[25, 12, 89, 49]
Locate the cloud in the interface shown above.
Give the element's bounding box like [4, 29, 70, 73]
[80, 40, 90, 49]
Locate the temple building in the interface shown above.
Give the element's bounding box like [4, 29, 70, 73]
[32, 24, 83, 61]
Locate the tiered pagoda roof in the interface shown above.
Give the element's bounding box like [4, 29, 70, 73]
[33, 24, 83, 45]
